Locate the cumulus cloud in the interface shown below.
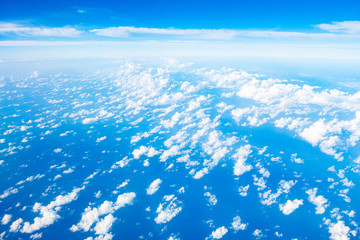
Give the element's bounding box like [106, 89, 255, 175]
[155, 195, 182, 224]
[328, 221, 350, 240]
[146, 179, 162, 195]
[210, 226, 228, 239]
[21, 186, 85, 233]
[71, 192, 135, 234]
[279, 199, 303, 215]
[82, 117, 98, 124]
[1, 214, 12, 225]
[10, 218, 23, 232]
[232, 144, 252, 176]
[94, 214, 116, 235]
[238, 185, 249, 197]
[306, 188, 328, 214]
[133, 146, 160, 159]
[204, 192, 217, 206]
[232, 216, 248, 232]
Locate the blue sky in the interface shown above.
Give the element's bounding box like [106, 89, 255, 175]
[0, 0, 360, 59]
[1, 0, 360, 29]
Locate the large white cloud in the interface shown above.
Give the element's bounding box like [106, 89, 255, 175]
[210, 226, 228, 239]
[279, 199, 303, 215]
[328, 221, 350, 240]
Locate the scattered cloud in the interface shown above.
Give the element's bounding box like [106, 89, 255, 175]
[155, 195, 182, 224]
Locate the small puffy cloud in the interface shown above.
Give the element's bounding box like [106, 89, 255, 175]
[30, 233, 42, 239]
[279, 199, 303, 215]
[82, 117, 98, 124]
[94, 214, 116, 235]
[193, 167, 209, 179]
[0, 187, 19, 199]
[329, 221, 350, 240]
[290, 153, 304, 164]
[146, 179, 162, 195]
[210, 226, 228, 239]
[253, 229, 263, 238]
[1, 214, 12, 225]
[133, 146, 160, 159]
[232, 216, 248, 232]
[21, 186, 85, 233]
[71, 192, 135, 233]
[9, 218, 23, 232]
[232, 144, 252, 176]
[204, 192, 217, 206]
[155, 195, 182, 224]
[306, 188, 328, 214]
[238, 185, 249, 197]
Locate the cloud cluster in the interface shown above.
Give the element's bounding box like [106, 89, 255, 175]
[155, 195, 182, 224]
[306, 188, 328, 214]
[71, 192, 135, 238]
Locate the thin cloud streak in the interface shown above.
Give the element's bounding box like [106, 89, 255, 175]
[1, 21, 360, 40]
[0, 23, 82, 37]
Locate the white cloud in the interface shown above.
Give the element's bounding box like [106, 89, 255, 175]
[94, 214, 116, 235]
[82, 117, 98, 124]
[21, 186, 85, 233]
[146, 179, 162, 195]
[90, 24, 360, 40]
[232, 216, 248, 232]
[1, 214, 12, 225]
[30, 233, 42, 239]
[204, 192, 217, 206]
[133, 146, 160, 159]
[9, 218, 23, 232]
[238, 185, 249, 197]
[210, 226, 228, 239]
[71, 192, 135, 234]
[0, 23, 81, 37]
[306, 188, 328, 214]
[155, 195, 182, 224]
[316, 21, 360, 34]
[232, 144, 252, 176]
[193, 167, 209, 179]
[0, 187, 19, 199]
[279, 199, 303, 215]
[90, 27, 238, 40]
[329, 221, 350, 240]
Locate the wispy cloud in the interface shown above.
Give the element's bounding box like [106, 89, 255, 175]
[90, 22, 360, 40]
[1, 21, 360, 40]
[90, 27, 238, 39]
[0, 23, 82, 37]
[316, 21, 360, 34]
